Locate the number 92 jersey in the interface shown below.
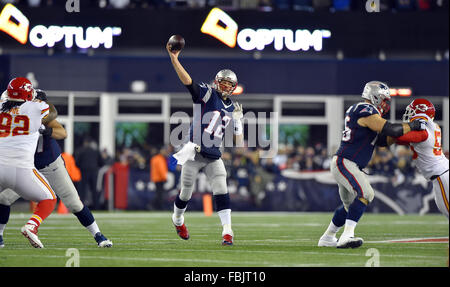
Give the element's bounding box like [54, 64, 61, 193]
[0, 99, 49, 168]
[409, 113, 448, 180]
[335, 103, 380, 169]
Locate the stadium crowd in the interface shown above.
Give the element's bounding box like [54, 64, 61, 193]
[112, 142, 449, 178]
[3, 0, 448, 11]
[70, 137, 449, 210]
[112, 142, 332, 175]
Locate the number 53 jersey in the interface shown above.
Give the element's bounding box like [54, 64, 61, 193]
[409, 113, 448, 181]
[0, 99, 49, 168]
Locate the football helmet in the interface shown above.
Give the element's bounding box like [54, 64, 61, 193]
[0, 90, 7, 101]
[402, 98, 435, 122]
[6, 77, 36, 102]
[35, 89, 48, 101]
[361, 81, 391, 116]
[214, 69, 238, 97]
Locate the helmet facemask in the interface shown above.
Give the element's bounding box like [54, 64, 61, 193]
[402, 105, 415, 123]
[215, 79, 236, 97]
[378, 96, 391, 117]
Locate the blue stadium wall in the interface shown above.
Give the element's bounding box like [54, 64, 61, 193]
[126, 168, 440, 215]
[1, 55, 448, 96]
[0, 7, 447, 96]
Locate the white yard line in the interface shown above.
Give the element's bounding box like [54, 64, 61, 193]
[300, 251, 447, 259]
[2, 254, 323, 267]
[366, 236, 449, 244]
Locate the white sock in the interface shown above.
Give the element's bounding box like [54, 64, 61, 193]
[340, 219, 357, 239]
[0, 224, 6, 236]
[217, 209, 232, 236]
[86, 222, 101, 237]
[172, 204, 186, 226]
[26, 220, 39, 227]
[324, 221, 341, 237]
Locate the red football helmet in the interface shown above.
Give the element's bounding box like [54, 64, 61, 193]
[402, 98, 435, 122]
[6, 77, 36, 102]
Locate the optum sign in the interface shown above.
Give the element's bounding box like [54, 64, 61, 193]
[29, 25, 122, 49]
[237, 28, 331, 52]
[201, 8, 331, 52]
[0, 3, 121, 49]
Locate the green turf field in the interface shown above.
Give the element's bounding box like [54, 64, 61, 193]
[0, 211, 448, 267]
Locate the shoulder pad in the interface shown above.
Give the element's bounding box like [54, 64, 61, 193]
[199, 82, 211, 89]
[410, 113, 431, 122]
[356, 103, 379, 117]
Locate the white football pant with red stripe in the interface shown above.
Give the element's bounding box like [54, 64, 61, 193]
[432, 171, 449, 219]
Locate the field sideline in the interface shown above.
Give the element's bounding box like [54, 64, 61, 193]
[0, 211, 448, 268]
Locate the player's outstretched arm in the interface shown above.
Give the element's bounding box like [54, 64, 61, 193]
[358, 114, 424, 136]
[40, 119, 67, 140]
[387, 130, 428, 146]
[35, 90, 57, 125]
[42, 102, 57, 125]
[166, 43, 192, 86]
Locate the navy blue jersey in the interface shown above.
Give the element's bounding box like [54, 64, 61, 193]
[34, 134, 61, 169]
[335, 102, 380, 169]
[187, 82, 235, 160]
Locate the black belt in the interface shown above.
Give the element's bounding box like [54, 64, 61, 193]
[430, 169, 449, 180]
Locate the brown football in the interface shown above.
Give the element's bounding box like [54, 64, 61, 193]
[167, 35, 185, 52]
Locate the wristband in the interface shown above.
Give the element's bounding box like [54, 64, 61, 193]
[39, 126, 53, 136]
[233, 119, 243, 135]
[408, 119, 425, 131]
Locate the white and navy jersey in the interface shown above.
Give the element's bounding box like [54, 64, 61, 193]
[408, 113, 448, 180]
[35, 134, 62, 170]
[335, 102, 380, 169]
[0, 99, 49, 168]
[186, 82, 235, 160]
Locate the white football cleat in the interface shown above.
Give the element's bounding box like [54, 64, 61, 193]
[94, 232, 113, 248]
[318, 235, 338, 247]
[336, 236, 364, 249]
[98, 239, 113, 248]
[21, 224, 44, 248]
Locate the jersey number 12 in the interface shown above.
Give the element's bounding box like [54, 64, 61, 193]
[204, 111, 231, 138]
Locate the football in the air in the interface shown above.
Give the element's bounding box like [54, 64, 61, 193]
[167, 35, 185, 52]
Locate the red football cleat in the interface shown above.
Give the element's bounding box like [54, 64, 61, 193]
[222, 234, 233, 246]
[174, 223, 190, 240]
[21, 224, 44, 248]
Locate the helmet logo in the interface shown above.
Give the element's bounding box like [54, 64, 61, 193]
[415, 104, 429, 112]
[22, 83, 32, 92]
[379, 84, 387, 90]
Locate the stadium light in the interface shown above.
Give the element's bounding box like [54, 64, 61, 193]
[232, 84, 244, 95]
[389, 88, 412, 97]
